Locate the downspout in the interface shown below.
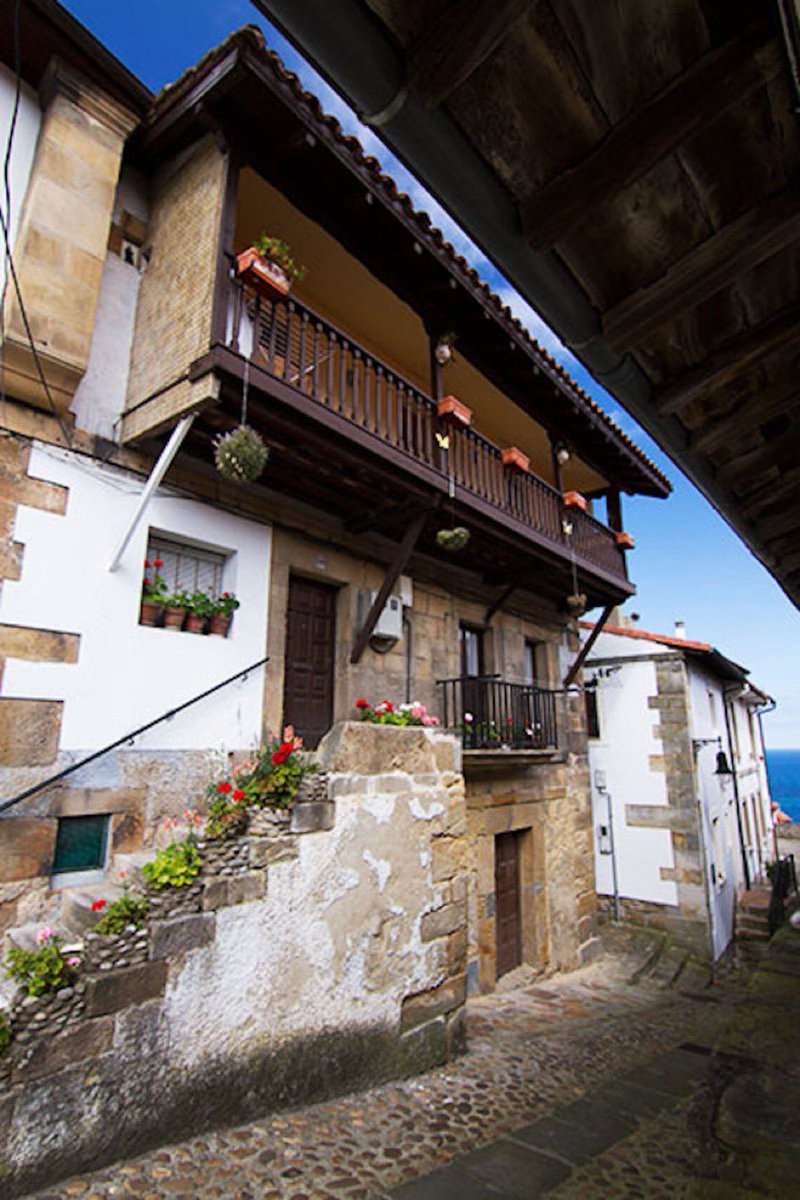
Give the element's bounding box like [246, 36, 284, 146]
[756, 698, 779, 861]
[403, 612, 413, 704]
[723, 685, 751, 891]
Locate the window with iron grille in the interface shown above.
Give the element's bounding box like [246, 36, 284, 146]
[147, 534, 227, 599]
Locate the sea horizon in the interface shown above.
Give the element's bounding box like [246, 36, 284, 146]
[767, 748, 800, 823]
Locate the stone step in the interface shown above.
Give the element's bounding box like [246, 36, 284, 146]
[60, 883, 124, 937]
[4, 921, 83, 956]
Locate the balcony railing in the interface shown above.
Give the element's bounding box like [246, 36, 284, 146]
[226, 282, 625, 581]
[437, 675, 558, 751]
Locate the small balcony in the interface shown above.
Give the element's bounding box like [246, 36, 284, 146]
[213, 280, 630, 600]
[437, 675, 559, 754]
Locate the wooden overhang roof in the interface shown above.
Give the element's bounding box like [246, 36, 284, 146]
[129, 26, 669, 500]
[255, 0, 800, 609]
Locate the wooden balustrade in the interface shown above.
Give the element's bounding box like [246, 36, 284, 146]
[228, 283, 625, 580]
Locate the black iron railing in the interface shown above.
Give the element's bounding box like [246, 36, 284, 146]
[768, 853, 798, 934]
[0, 657, 268, 816]
[437, 675, 558, 750]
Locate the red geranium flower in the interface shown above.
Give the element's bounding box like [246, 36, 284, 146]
[144, 560, 151, 568]
[356, 698, 369, 709]
[233, 790, 245, 802]
[272, 750, 287, 765]
[382, 700, 394, 712]
[91, 899, 107, 912]
[154, 559, 164, 568]
[218, 782, 232, 794]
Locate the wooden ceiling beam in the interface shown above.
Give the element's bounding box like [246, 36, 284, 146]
[406, 0, 534, 109]
[520, 30, 779, 251]
[716, 425, 798, 486]
[739, 468, 800, 518]
[653, 302, 800, 416]
[689, 378, 800, 454]
[603, 185, 800, 351]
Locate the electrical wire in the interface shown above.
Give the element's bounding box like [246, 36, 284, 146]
[0, 0, 72, 445]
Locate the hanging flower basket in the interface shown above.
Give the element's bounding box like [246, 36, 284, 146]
[565, 592, 588, 616]
[437, 526, 471, 552]
[214, 425, 269, 484]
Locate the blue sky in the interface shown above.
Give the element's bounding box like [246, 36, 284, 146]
[62, 0, 800, 748]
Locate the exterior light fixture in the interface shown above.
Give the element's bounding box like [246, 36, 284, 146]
[555, 443, 571, 466]
[715, 748, 734, 776]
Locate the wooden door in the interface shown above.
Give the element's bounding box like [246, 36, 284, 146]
[495, 831, 522, 978]
[283, 576, 337, 749]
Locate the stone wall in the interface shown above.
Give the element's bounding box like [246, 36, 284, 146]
[0, 723, 468, 1199]
[123, 136, 229, 439]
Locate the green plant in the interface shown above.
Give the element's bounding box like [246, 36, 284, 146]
[253, 233, 306, 282]
[0, 1010, 11, 1058]
[204, 786, 248, 841]
[436, 527, 470, 552]
[142, 839, 202, 890]
[214, 425, 269, 484]
[93, 893, 149, 936]
[355, 699, 440, 727]
[188, 591, 215, 619]
[142, 557, 168, 602]
[165, 589, 192, 610]
[228, 727, 314, 811]
[4, 928, 78, 997]
[213, 591, 240, 618]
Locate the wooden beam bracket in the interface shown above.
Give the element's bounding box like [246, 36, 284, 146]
[350, 510, 428, 664]
[563, 603, 615, 689]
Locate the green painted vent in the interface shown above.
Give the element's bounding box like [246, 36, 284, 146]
[52, 815, 109, 874]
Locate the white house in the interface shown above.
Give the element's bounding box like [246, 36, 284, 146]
[582, 616, 774, 961]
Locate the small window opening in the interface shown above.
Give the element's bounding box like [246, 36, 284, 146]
[52, 815, 109, 874]
[585, 688, 600, 739]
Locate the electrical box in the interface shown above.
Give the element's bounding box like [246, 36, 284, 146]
[597, 824, 613, 855]
[370, 592, 403, 639]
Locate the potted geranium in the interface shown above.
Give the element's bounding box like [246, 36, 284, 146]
[163, 589, 191, 631]
[236, 234, 306, 303]
[141, 559, 167, 626]
[186, 591, 214, 634]
[209, 592, 240, 637]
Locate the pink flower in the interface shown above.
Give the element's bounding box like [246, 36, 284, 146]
[36, 926, 55, 944]
[117, 869, 128, 879]
[464, 712, 474, 724]
[422, 715, 440, 727]
[411, 705, 425, 719]
[66, 956, 81, 968]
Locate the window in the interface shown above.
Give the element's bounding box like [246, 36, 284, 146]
[460, 624, 484, 677]
[585, 687, 600, 739]
[524, 639, 547, 686]
[147, 534, 226, 598]
[52, 815, 109, 875]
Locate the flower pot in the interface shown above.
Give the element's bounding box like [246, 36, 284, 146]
[208, 614, 231, 638]
[236, 248, 292, 303]
[436, 526, 470, 552]
[164, 606, 187, 631]
[501, 446, 530, 472]
[437, 395, 472, 427]
[140, 600, 163, 627]
[615, 531, 635, 550]
[563, 491, 587, 512]
[185, 613, 208, 635]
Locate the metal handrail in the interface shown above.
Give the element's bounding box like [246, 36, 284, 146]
[437, 674, 559, 751]
[0, 657, 269, 815]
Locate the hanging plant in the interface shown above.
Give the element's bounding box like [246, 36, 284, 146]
[214, 425, 269, 483]
[436, 526, 470, 552]
[565, 592, 588, 617]
[434, 331, 458, 367]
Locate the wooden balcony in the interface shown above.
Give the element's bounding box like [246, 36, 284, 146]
[206, 280, 630, 599]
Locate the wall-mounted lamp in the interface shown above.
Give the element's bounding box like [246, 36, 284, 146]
[715, 747, 734, 776]
[434, 332, 457, 366]
[555, 442, 571, 466]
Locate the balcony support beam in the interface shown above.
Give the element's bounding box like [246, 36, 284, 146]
[350, 510, 428, 663]
[563, 602, 614, 688]
[484, 584, 515, 626]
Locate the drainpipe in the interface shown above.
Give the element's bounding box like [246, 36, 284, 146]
[723, 686, 751, 891]
[756, 698, 779, 861]
[403, 612, 414, 704]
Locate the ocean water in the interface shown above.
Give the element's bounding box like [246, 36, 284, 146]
[767, 749, 800, 822]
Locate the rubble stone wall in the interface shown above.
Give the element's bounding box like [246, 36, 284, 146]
[0, 723, 468, 1199]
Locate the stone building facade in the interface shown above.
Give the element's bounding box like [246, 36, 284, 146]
[0, 0, 670, 1074]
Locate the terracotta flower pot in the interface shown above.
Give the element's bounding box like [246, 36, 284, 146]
[164, 607, 187, 631]
[236, 248, 292, 303]
[437, 395, 472, 427]
[563, 490, 587, 512]
[140, 600, 163, 627]
[615, 531, 635, 550]
[208, 614, 231, 638]
[185, 613, 208, 635]
[501, 446, 530, 472]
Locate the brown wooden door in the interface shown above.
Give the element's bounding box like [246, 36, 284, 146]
[283, 576, 337, 749]
[495, 831, 522, 978]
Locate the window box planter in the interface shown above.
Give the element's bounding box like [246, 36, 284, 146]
[437, 395, 472, 427]
[563, 490, 587, 512]
[163, 605, 187, 631]
[140, 600, 163, 627]
[615, 531, 635, 549]
[236, 247, 292, 303]
[208, 614, 232, 638]
[501, 446, 530, 472]
[185, 613, 208, 635]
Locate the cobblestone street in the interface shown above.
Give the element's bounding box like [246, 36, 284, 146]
[23, 936, 752, 1200]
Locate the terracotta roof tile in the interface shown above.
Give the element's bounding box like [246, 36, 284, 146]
[579, 620, 712, 652]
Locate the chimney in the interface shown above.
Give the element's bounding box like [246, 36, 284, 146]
[674, 620, 686, 640]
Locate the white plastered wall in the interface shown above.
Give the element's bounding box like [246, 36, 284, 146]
[586, 647, 678, 907]
[0, 444, 271, 752]
[0, 63, 41, 298]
